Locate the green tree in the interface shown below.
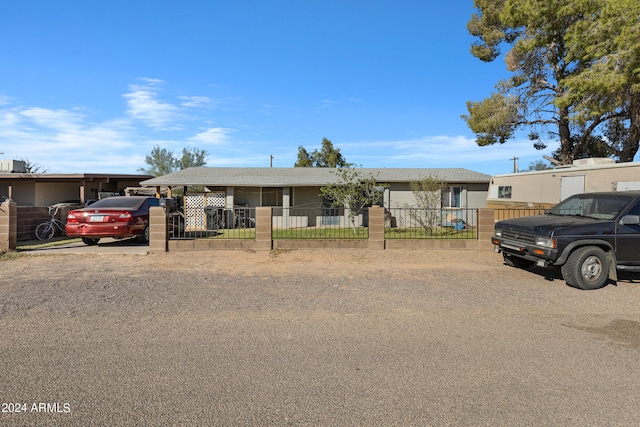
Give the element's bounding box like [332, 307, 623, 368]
[178, 147, 208, 170]
[20, 158, 48, 173]
[407, 175, 447, 235]
[294, 138, 351, 168]
[294, 146, 314, 167]
[561, 0, 640, 162]
[139, 145, 208, 176]
[462, 0, 640, 164]
[320, 167, 385, 234]
[518, 160, 554, 172]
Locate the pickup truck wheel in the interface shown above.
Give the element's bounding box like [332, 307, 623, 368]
[503, 253, 535, 269]
[561, 246, 609, 290]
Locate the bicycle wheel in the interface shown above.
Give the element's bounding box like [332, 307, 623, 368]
[35, 222, 55, 240]
[54, 220, 68, 237]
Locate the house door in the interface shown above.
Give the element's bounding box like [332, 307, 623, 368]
[560, 175, 585, 201]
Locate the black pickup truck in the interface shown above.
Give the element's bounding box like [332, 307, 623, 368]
[492, 191, 640, 289]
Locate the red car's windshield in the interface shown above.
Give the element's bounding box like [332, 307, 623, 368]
[87, 197, 146, 209]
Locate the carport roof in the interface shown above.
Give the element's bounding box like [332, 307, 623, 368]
[141, 167, 491, 187]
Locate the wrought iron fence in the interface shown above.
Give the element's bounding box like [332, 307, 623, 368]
[272, 207, 368, 239]
[385, 208, 478, 239]
[168, 206, 256, 239]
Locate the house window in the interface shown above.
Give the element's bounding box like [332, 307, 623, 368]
[498, 186, 512, 199]
[442, 186, 462, 208]
[261, 187, 283, 206]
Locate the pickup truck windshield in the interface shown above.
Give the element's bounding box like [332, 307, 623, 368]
[547, 194, 631, 220]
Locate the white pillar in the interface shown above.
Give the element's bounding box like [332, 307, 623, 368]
[282, 187, 290, 229]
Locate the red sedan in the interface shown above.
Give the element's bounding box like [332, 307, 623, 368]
[65, 196, 161, 245]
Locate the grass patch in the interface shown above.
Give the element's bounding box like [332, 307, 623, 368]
[385, 227, 477, 240]
[273, 227, 368, 239]
[0, 250, 22, 260]
[16, 236, 83, 251]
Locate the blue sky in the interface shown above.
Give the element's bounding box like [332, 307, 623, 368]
[0, 0, 559, 176]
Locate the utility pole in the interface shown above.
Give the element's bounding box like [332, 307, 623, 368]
[510, 156, 519, 173]
[270, 155, 273, 167]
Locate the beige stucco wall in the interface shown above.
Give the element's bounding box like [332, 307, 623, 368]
[234, 186, 261, 207]
[34, 182, 79, 206]
[291, 186, 323, 208]
[9, 181, 35, 206]
[386, 182, 488, 209]
[205, 182, 490, 210]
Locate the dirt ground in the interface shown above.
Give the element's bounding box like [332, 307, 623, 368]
[147, 247, 505, 277]
[1, 248, 640, 426]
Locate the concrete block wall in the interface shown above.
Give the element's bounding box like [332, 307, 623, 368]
[152, 207, 497, 253]
[254, 207, 273, 250]
[3, 205, 497, 253]
[148, 206, 168, 254]
[16, 207, 50, 241]
[163, 206, 272, 252]
[367, 205, 385, 250]
[0, 201, 17, 252]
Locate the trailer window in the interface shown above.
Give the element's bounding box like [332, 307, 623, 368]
[498, 186, 512, 199]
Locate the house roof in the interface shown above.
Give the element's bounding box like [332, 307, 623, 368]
[141, 167, 491, 187]
[0, 173, 153, 182]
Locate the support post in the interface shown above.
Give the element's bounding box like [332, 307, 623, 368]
[0, 200, 17, 253]
[254, 206, 273, 250]
[148, 206, 168, 253]
[367, 205, 385, 249]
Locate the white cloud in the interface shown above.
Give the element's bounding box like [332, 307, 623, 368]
[188, 127, 233, 145]
[123, 79, 180, 130]
[0, 110, 20, 127]
[179, 96, 211, 108]
[139, 77, 165, 85]
[19, 107, 83, 132]
[0, 105, 138, 173]
[319, 99, 340, 108]
[341, 135, 555, 175]
[0, 78, 231, 173]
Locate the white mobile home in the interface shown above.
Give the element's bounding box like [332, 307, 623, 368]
[487, 158, 640, 208]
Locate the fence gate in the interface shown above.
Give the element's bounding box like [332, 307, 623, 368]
[184, 192, 225, 230]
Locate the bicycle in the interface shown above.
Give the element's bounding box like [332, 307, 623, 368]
[35, 206, 68, 240]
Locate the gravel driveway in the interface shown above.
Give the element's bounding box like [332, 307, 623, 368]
[1, 248, 639, 426]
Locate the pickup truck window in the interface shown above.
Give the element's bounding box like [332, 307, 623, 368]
[626, 201, 640, 216]
[548, 194, 631, 219]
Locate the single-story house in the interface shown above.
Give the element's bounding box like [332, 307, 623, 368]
[0, 160, 153, 207]
[141, 167, 491, 229]
[486, 158, 640, 209]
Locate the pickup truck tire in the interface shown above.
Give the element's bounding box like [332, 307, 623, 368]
[561, 246, 609, 290]
[503, 253, 535, 269]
